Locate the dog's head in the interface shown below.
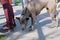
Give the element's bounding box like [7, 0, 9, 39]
[16, 8, 30, 28]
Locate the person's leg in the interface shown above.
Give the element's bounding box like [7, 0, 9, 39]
[9, 0, 12, 4]
[0, 0, 16, 33]
[3, 3, 16, 29]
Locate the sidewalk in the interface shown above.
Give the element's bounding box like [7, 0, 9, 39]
[0, 6, 60, 40]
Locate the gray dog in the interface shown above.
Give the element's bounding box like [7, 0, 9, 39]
[16, 0, 59, 31]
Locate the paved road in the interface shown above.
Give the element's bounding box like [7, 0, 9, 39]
[0, 6, 60, 40]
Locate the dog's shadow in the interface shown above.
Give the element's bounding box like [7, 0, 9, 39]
[36, 9, 60, 40]
[7, 9, 60, 40]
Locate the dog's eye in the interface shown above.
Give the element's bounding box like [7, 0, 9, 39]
[46, 7, 49, 10]
[26, 18, 29, 20]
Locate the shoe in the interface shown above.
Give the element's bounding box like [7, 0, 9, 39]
[0, 28, 11, 35]
[0, 25, 15, 34]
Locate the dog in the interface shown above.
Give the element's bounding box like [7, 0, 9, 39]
[16, 0, 59, 31]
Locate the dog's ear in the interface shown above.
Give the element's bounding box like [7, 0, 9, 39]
[22, 10, 25, 15]
[22, 7, 27, 15]
[16, 17, 20, 20]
